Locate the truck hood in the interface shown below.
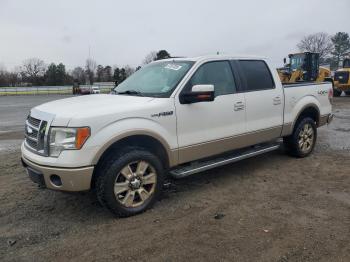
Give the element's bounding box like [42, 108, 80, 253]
[32, 94, 155, 126]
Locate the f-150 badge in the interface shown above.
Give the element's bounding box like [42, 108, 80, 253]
[151, 111, 173, 117]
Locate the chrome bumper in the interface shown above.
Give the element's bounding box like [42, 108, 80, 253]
[21, 157, 94, 192]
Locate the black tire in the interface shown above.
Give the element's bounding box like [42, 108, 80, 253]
[283, 117, 317, 158]
[333, 89, 342, 97]
[345, 91, 350, 96]
[96, 147, 164, 217]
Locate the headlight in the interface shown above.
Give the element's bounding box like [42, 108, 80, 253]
[49, 127, 90, 157]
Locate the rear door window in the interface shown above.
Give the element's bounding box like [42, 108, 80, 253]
[238, 60, 275, 91]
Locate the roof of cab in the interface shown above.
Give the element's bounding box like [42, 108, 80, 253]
[159, 55, 267, 63]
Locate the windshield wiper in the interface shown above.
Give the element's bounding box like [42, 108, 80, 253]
[116, 90, 143, 96]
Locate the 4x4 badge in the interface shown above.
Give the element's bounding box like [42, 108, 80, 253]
[318, 90, 327, 95]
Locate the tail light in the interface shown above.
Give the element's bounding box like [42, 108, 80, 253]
[328, 87, 333, 103]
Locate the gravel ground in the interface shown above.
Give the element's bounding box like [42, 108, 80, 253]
[0, 96, 349, 262]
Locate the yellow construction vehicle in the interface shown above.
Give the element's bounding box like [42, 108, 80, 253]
[333, 58, 350, 97]
[277, 52, 332, 84]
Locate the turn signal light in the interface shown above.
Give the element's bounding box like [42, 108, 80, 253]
[76, 127, 90, 149]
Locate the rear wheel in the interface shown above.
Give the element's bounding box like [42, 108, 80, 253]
[96, 147, 164, 217]
[283, 117, 317, 158]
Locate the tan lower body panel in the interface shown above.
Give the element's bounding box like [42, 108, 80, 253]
[282, 114, 331, 139]
[281, 122, 293, 137]
[22, 157, 94, 191]
[177, 126, 282, 164]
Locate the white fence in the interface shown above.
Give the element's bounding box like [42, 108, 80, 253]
[0, 83, 115, 96]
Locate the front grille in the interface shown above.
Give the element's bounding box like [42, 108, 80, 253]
[28, 116, 41, 127]
[334, 71, 349, 84]
[26, 138, 38, 149]
[26, 128, 38, 139]
[25, 115, 48, 155]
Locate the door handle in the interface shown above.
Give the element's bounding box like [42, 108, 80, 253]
[273, 97, 281, 105]
[234, 102, 245, 111]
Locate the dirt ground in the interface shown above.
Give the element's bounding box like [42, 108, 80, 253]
[0, 96, 349, 262]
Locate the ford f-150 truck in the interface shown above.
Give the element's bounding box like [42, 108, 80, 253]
[21, 55, 333, 217]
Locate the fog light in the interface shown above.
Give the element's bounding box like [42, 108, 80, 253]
[50, 175, 62, 187]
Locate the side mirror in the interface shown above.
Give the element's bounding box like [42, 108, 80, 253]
[283, 58, 287, 64]
[180, 84, 215, 104]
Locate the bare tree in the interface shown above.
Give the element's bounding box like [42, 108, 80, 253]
[0, 66, 21, 87]
[71, 67, 86, 84]
[21, 58, 46, 84]
[85, 58, 97, 84]
[297, 32, 333, 63]
[124, 65, 135, 77]
[0, 66, 8, 87]
[142, 51, 157, 65]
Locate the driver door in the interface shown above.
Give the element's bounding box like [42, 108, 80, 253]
[175, 60, 246, 163]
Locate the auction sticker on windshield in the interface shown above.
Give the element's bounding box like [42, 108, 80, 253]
[164, 64, 182, 70]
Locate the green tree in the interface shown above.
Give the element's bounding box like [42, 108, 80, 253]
[56, 63, 66, 85]
[104, 66, 112, 82]
[120, 68, 127, 82]
[331, 32, 350, 69]
[113, 67, 121, 85]
[155, 50, 171, 60]
[96, 65, 104, 82]
[45, 63, 57, 85]
[44, 63, 67, 85]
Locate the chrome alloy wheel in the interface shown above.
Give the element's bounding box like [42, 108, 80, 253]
[114, 160, 157, 208]
[298, 123, 314, 153]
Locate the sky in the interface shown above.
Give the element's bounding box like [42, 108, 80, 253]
[0, 0, 349, 70]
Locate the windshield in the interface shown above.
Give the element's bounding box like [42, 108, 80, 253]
[290, 55, 305, 71]
[115, 61, 194, 97]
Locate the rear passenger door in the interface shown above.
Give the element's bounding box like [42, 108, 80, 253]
[236, 60, 283, 134]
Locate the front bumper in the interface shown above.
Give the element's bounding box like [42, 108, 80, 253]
[21, 157, 94, 192]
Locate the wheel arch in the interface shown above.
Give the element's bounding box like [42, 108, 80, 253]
[91, 131, 175, 188]
[292, 103, 320, 131]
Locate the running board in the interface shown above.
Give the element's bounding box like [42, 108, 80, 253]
[170, 143, 281, 178]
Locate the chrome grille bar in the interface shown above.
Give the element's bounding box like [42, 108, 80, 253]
[24, 114, 49, 156]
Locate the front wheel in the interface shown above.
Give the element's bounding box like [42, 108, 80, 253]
[283, 117, 317, 158]
[96, 147, 164, 217]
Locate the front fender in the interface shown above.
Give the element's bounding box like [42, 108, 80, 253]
[87, 117, 177, 166]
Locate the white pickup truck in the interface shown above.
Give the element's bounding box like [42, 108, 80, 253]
[21, 55, 333, 217]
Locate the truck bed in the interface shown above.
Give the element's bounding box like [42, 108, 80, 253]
[283, 81, 331, 88]
[282, 81, 332, 129]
